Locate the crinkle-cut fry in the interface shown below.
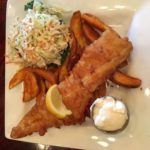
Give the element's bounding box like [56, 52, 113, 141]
[9, 67, 32, 89]
[70, 11, 88, 51]
[23, 72, 39, 102]
[82, 21, 100, 42]
[82, 13, 110, 32]
[32, 68, 56, 84]
[110, 70, 142, 88]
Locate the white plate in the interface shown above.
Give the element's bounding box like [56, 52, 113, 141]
[5, 0, 150, 149]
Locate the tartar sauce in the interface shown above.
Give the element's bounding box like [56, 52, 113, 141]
[90, 96, 128, 132]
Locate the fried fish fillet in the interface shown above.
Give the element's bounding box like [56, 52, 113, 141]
[10, 30, 132, 138]
[11, 79, 64, 138]
[72, 30, 132, 92]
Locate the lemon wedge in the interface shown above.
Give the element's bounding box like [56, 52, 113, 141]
[46, 84, 72, 119]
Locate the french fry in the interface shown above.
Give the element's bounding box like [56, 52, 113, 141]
[36, 78, 46, 104]
[32, 68, 56, 84]
[93, 82, 106, 99]
[110, 71, 141, 88]
[82, 21, 100, 42]
[47, 68, 59, 84]
[45, 80, 52, 89]
[118, 60, 128, 69]
[70, 11, 88, 51]
[68, 55, 80, 72]
[67, 32, 79, 72]
[23, 72, 39, 102]
[70, 32, 78, 59]
[9, 67, 32, 89]
[82, 13, 110, 32]
[59, 56, 69, 82]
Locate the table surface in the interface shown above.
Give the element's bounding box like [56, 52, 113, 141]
[0, 1, 78, 150]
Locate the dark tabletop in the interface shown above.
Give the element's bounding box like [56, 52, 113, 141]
[0, 1, 79, 150]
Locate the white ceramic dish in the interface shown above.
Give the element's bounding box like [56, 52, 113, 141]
[5, 0, 150, 149]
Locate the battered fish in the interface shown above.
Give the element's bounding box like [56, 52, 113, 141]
[10, 30, 132, 138]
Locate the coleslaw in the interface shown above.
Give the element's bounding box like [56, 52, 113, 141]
[8, 1, 70, 68]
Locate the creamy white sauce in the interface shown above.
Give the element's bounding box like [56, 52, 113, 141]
[91, 96, 128, 131]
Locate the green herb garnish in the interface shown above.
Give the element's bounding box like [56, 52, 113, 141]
[24, 0, 34, 11]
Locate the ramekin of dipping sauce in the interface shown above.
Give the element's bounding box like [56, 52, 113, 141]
[90, 96, 129, 132]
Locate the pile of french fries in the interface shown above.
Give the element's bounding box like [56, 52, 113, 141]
[9, 11, 141, 103]
[9, 67, 58, 102]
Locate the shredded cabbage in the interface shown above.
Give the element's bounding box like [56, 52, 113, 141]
[8, 1, 70, 68]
